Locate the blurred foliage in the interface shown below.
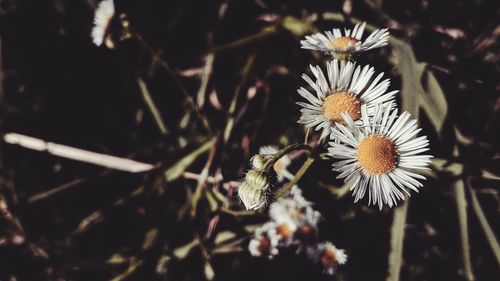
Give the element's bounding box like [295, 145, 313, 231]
[0, 0, 499, 280]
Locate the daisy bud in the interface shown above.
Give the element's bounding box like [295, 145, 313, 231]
[238, 170, 273, 210]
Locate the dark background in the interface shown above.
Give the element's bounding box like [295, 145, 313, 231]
[0, 0, 499, 280]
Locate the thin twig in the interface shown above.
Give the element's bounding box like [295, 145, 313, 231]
[191, 136, 220, 217]
[27, 171, 110, 203]
[137, 76, 169, 135]
[197, 53, 214, 108]
[3, 133, 156, 173]
[223, 53, 257, 143]
[212, 26, 278, 53]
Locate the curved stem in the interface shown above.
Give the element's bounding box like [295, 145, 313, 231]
[261, 143, 314, 172]
[276, 157, 315, 198]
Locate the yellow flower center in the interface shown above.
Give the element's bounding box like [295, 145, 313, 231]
[277, 224, 293, 239]
[322, 91, 361, 124]
[357, 135, 398, 174]
[321, 249, 337, 265]
[326, 36, 359, 51]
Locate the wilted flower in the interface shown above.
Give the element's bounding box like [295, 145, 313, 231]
[301, 22, 389, 59]
[238, 170, 273, 210]
[328, 104, 433, 210]
[248, 222, 280, 259]
[91, 0, 115, 47]
[306, 242, 347, 276]
[297, 59, 398, 139]
[269, 186, 321, 245]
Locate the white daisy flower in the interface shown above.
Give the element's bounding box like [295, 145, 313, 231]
[259, 145, 294, 182]
[301, 22, 389, 59]
[92, 0, 115, 47]
[248, 222, 280, 259]
[297, 59, 398, 140]
[306, 242, 347, 276]
[328, 104, 433, 210]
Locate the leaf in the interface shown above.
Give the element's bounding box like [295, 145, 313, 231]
[155, 255, 171, 275]
[110, 257, 142, 281]
[421, 68, 448, 134]
[173, 239, 199, 260]
[204, 261, 215, 281]
[453, 179, 475, 281]
[392, 41, 448, 135]
[244, 224, 262, 233]
[142, 228, 159, 250]
[281, 16, 313, 37]
[164, 138, 216, 182]
[214, 231, 237, 245]
[205, 190, 220, 212]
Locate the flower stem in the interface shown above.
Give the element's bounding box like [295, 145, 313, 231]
[276, 157, 315, 198]
[386, 201, 409, 281]
[454, 179, 475, 281]
[261, 143, 314, 172]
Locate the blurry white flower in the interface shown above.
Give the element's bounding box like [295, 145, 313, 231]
[269, 186, 321, 244]
[238, 170, 272, 210]
[328, 104, 433, 210]
[258, 145, 293, 182]
[274, 216, 298, 246]
[297, 59, 398, 139]
[307, 242, 347, 276]
[92, 0, 115, 47]
[301, 22, 389, 59]
[248, 222, 280, 259]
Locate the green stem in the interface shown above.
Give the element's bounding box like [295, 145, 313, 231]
[262, 143, 314, 172]
[212, 26, 278, 53]
[454, 179, 475, 281]
[386, 201, 409, 281]
[223, 53, 257, 143]
[137, 76, 169, 135]
[303, 128, 311, 144]
[276, 157, 315, 198]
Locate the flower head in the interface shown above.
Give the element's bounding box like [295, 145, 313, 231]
[301, 22, 389, 59]
[297, 59, 398, 139]
[328, 104, 433, 210]
[91, 0, 115, 47]
[249, 222, 281, 259]
[307, 242, 347, 276]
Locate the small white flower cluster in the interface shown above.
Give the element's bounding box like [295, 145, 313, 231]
[249, 187, 347, 276]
